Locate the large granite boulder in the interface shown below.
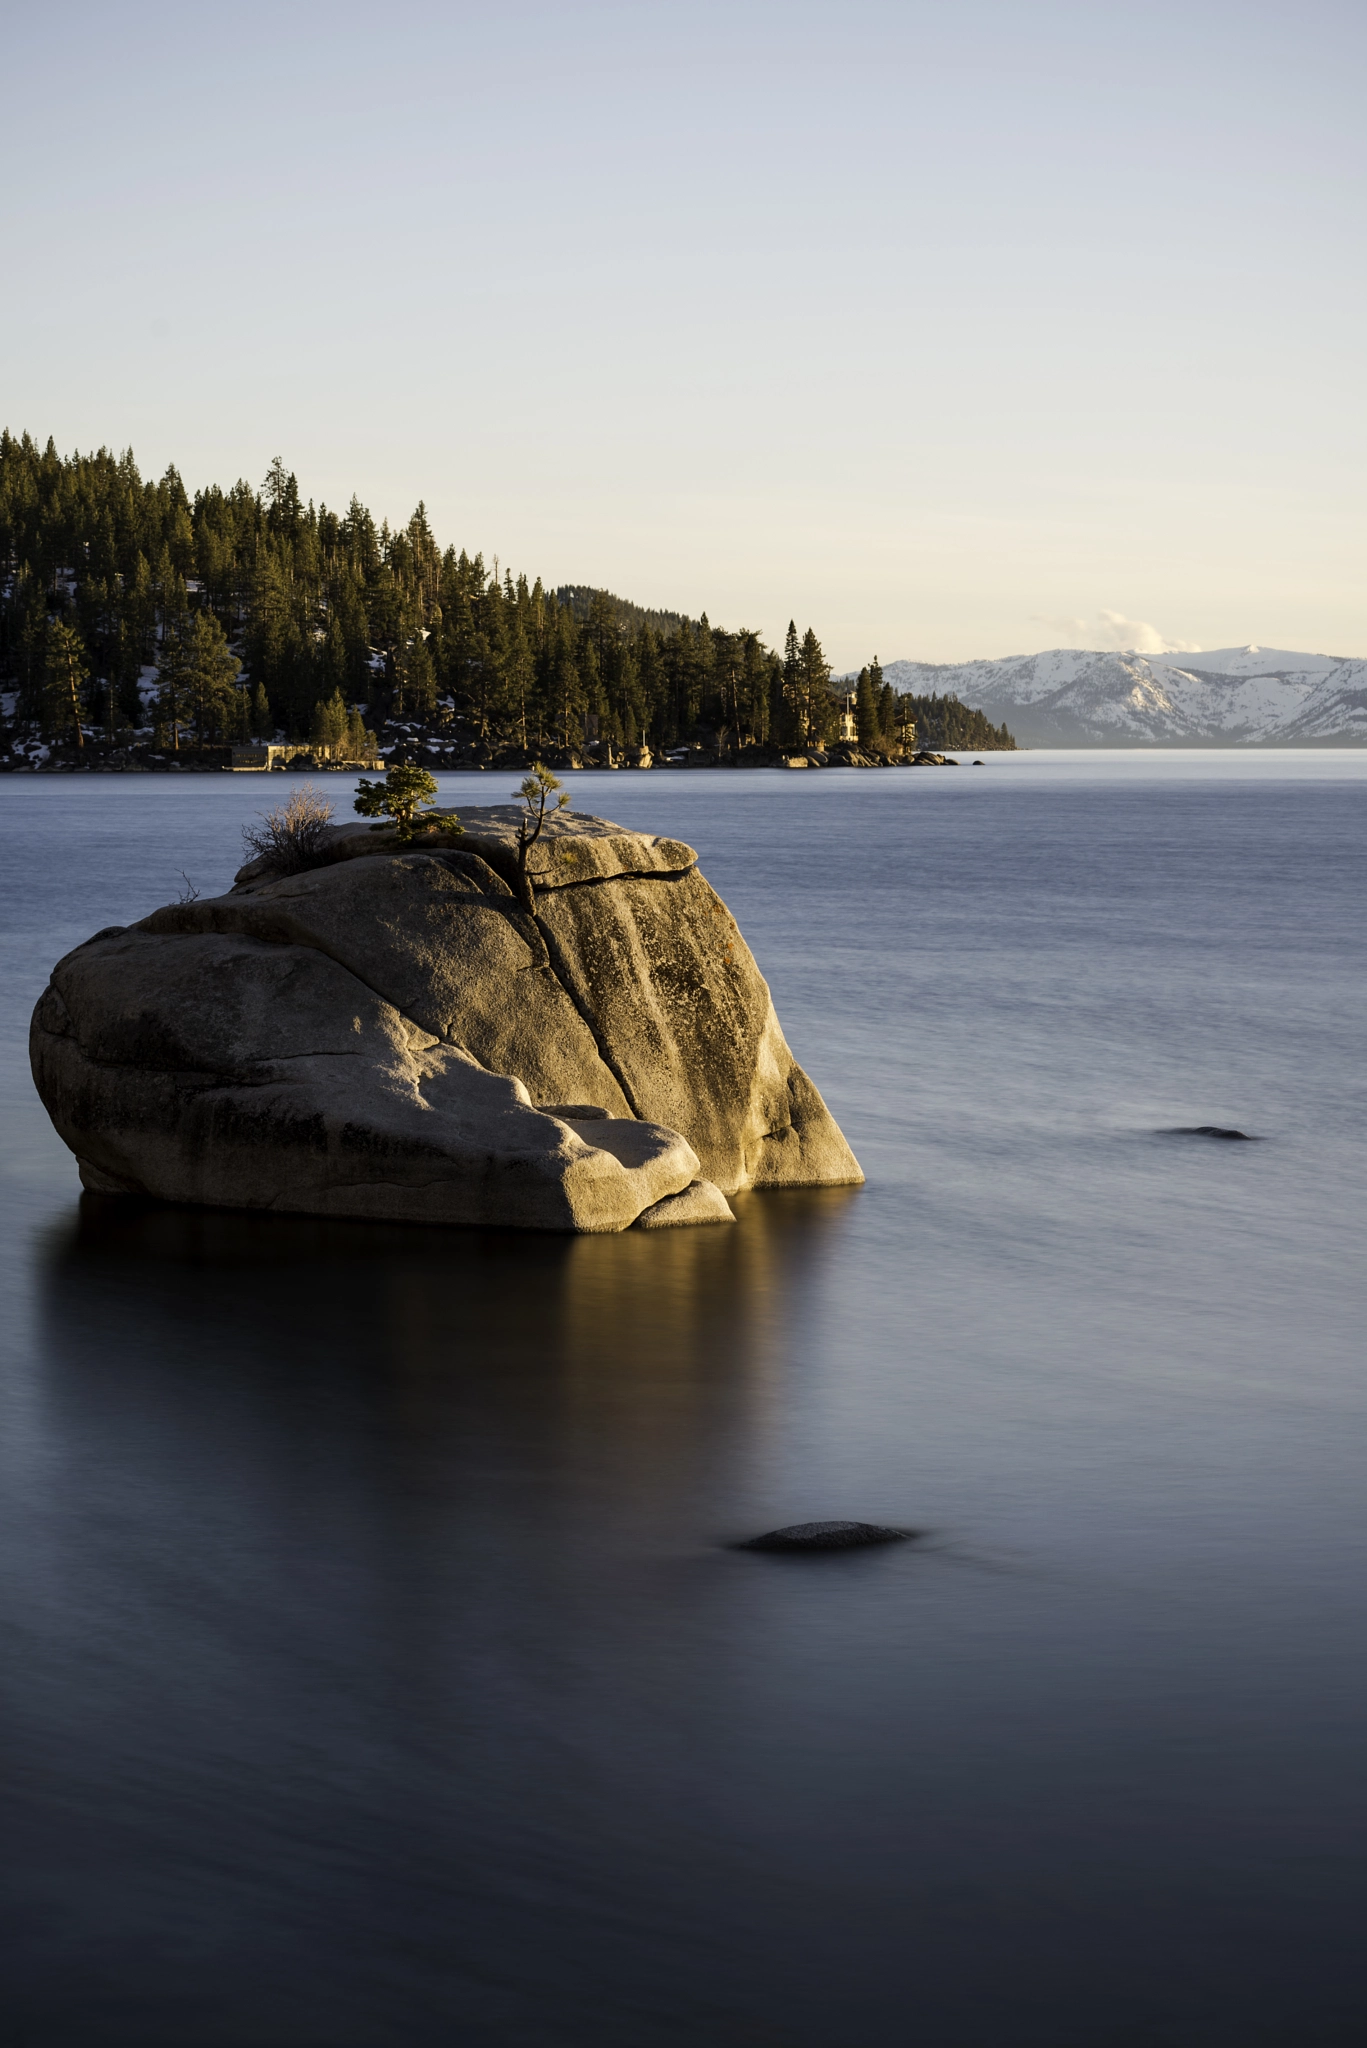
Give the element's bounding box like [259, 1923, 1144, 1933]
[30, 806, 862, 1232]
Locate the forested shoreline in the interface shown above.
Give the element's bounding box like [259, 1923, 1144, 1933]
[0, 433, 1016, 769]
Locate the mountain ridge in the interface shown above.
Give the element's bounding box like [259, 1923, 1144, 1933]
[878, 646, 1367, 746]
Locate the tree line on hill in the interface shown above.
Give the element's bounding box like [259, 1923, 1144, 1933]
[0, 432, 1016, 760]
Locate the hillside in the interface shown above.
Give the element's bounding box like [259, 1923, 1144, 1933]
[881, 647, 1367, 746]
[0, 432, 1012, 769]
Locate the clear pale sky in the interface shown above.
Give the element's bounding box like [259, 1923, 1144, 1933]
[4, 0, 1363, 668]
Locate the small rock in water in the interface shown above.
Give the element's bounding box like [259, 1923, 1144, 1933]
[737, 1520, 913, 1553]
[1165, 1125, 1257, 1141]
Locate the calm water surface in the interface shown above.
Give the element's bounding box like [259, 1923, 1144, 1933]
[1, 755, 1365, 2045]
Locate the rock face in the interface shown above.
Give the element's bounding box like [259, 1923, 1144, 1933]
[30, 806, 863, 1232]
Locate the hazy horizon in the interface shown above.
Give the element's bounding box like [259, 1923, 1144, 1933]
[5, 0, 1363, 670]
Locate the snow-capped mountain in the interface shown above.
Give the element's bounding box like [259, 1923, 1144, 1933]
[881, 647, 1367, 746]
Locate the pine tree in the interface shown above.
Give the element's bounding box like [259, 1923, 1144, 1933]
[353, 763, 444, 842]
[311, 687, 350, 759]
[43, 618, 89, 749]
[506, 613, 533, 752]
[345, 707, 377, 761]
[187, 612, 241, 742]
[855, 666, 880, 747]
[154, 545, 187, 652]
[155, 629, 188, 750]
[158, 611, 240, 747]
[549, 611, 582, 754]
[263, 457, 302, 539]
[781, 620, 801, 744]
[798, 627, 830, 743]
[512, 763, 568, 911]
[393, 629, 436, 722]
[126, 553, 155, 667]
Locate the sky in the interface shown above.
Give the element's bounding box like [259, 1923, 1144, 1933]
[3, 0, 1364, 668]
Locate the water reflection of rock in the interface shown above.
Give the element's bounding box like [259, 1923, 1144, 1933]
[20, 1190, 863, 2040]
[38, 1186, 861, 1558]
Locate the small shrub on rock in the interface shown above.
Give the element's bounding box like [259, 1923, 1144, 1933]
[241, 785, 335, 876]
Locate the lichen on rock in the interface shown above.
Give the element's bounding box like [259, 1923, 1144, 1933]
[30, 807, 863, 1232]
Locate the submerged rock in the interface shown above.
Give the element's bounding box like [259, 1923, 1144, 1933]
[737, 1521, 912, 1552]
[634, 1179, 736, 1229]
[30, 807, 862, 1233]
[1163, 1125, 1257, 1141]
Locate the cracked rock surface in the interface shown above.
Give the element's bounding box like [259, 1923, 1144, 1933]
[30, 807, 863, 1232]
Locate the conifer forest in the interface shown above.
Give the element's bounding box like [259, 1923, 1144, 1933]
[0, 433, 1016, 770]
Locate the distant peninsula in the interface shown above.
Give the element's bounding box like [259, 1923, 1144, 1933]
[0, 432, 1015, 773]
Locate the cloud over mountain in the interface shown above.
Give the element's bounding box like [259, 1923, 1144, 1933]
[1029, 611, 1201, 656]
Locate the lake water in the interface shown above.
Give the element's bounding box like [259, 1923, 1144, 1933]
[1, 754, 1365, 2046]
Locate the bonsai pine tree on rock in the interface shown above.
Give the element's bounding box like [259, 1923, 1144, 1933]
[512, 763, 569, 912]
[353, 764, 450, 843]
